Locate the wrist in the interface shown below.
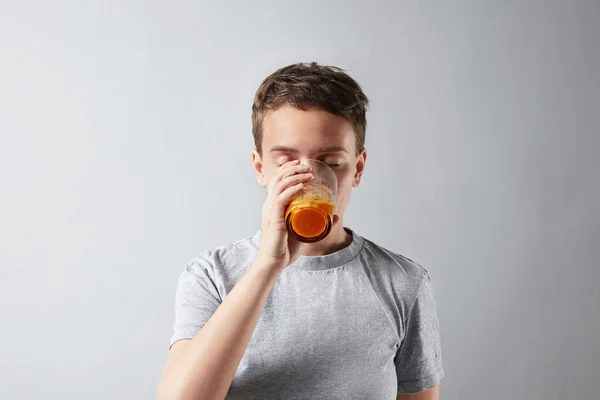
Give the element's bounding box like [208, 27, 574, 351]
[253, 253, 287, 276]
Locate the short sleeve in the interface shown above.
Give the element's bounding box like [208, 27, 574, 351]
[395, 273, 444, 393]
[170, 256, 222, 347]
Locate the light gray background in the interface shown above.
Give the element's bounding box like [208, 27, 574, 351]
[1, 1, 599, 399]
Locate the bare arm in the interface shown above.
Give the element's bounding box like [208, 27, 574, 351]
[397, 386, 440, 400]
[157, 258, 282, 400]
[156, 160, 312, 400]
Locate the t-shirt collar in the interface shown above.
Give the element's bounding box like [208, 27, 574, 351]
[251, 227, 364, 271]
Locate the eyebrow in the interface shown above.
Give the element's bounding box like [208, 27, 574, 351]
[269, 145, 348, 154]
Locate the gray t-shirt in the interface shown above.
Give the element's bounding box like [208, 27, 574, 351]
[171, 229, 444, 399]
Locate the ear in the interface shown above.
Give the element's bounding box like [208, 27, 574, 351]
[252, 149, 268, 188]
[352, 148, 367, 187]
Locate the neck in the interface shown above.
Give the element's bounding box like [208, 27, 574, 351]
[301, 220, 351, 257]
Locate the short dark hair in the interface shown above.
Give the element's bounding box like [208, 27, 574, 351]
[252, 62, 369, 155]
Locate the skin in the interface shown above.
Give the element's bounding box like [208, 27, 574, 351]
[252, 106, 366, 258]
[156, 106, 439, 400]
[397, 386, 440, 400]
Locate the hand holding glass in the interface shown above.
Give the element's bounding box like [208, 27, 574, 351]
[285, 159, 337, 243]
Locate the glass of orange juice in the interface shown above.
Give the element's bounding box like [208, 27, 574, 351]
[285, 159, 337, 243]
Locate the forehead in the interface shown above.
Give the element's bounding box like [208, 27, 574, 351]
[261, 106, 355, 154]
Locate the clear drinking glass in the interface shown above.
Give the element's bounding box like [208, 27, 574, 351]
[285, 159, 337, 243]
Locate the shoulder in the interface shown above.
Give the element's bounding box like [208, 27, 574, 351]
[359, 236, 431, 285]
[183, 235, 258, 282]
[357, 236, 434, 313]
[355, 235, 437, 336]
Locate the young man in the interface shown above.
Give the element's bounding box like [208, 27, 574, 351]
[157, 63, 444, 400]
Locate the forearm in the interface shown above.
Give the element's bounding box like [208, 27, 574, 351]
[158, 258, 281, 400]
[397, 386, 440, 400]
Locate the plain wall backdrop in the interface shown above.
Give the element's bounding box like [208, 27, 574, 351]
[1, 1, 599, 399]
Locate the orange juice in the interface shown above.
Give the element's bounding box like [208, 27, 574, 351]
[285, 159, 337, 243]
[285, 190, 335, 242]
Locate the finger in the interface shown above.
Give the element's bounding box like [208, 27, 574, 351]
[282, 159, 301, 168]
[274, 173, 313, 195]
[276, 163, 312, 182]
[269, 164, 312, 190]
[274, 160, 301, 179]
[275, 183, 305, 211]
